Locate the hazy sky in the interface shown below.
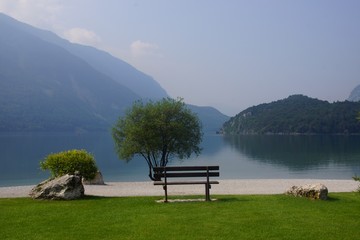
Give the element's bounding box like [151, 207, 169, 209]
[1, 0, 360, 116]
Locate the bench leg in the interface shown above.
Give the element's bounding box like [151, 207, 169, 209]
[205, 183, 211, 201]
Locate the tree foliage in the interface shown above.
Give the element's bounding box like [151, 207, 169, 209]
[223, 95, 360, 135]
[40, 149, 98, 180]
[112, 98, 203, 180]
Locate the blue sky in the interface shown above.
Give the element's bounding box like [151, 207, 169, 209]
[1, 0, 359, 116]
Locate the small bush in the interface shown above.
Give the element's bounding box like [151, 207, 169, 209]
[353, 176, 360, 192]
[40, 149, 98, 180]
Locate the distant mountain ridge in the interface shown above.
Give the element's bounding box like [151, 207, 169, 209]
[0, 13, 228, 132]
[223, 95, 360, 135]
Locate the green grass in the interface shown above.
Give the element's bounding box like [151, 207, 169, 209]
[1, 193, 359, 240]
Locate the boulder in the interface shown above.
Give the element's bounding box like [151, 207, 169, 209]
[29, 174, 84, 200]
[286, 183, 328, 200]
[82, 171, 105, 185]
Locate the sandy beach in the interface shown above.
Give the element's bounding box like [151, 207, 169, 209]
[0, 179, 358, 198]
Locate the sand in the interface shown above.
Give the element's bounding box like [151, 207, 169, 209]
[0, 179, 358, 198]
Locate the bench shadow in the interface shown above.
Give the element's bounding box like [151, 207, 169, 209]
[152, 194, 253, 203]
[217, 197, 250, 203]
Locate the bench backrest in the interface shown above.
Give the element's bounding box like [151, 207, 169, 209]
[153, 166, 220, 179]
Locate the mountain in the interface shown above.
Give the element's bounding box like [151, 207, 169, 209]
[0, 14, 139, 132]
[0, 13, 168, 100]
[223, 95, 360, 135]
[188, 105, 229, 132]
[348, 84, 360, 102]
[0, 13, 228, 132]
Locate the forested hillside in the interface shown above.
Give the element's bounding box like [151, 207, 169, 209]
[223, 95, 360, 135]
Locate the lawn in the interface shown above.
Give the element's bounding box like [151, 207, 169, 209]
[1, 193, 359, 240]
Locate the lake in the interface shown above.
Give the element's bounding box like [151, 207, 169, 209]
[1, 133, 359, 187]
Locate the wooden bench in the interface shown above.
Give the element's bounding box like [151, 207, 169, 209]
[153, 166, 220, 202]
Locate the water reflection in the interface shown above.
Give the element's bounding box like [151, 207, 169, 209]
[223, 135, 360, 171]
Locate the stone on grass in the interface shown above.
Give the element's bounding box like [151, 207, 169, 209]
[82, 171, 105, 185]
[286, 183, 328, 200]
[29, 174, 84, 200]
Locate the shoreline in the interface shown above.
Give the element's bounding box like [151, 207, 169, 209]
[0, 179, 358, 198]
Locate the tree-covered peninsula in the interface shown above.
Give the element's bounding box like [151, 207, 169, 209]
[223, 95, 360, 135]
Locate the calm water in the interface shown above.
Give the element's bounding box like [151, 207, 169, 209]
[0, 133, 359, 187]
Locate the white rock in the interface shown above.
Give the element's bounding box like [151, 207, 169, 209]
[29, 174, 84, 200]
[286, 183, 328, 200]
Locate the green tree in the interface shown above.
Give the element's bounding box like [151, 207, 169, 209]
[40, 149, 98, 180]
[112, 98, 203, 180]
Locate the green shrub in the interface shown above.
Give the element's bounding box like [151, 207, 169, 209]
[353, 176, 360, 192]
[40, 149, 98, 180]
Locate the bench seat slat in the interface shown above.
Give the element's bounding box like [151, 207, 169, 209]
[154, 181, 219, 185]
[153, 166, 219, 171]
[154, 172, 219, 178]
